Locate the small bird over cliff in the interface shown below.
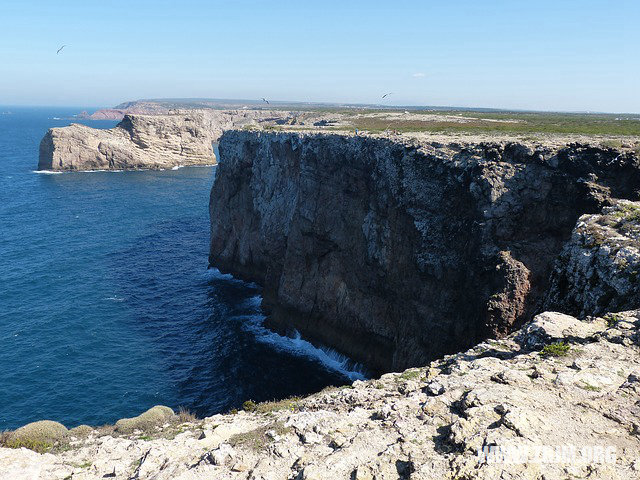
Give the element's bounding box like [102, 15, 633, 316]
[381, 92, 393, 99]
[56, 45, 67, 55]
[262, 98, 269, 104]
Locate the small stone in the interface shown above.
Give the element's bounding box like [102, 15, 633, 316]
[426, 380, 445, 396]
[231, 462, 249, 472]
[300, 431, 323, 445]
[353, 466, 374, 480]
[209, 443, 235, 465]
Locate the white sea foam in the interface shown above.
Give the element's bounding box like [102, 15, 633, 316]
[33, 169, 126, 174]
[203, 267, 240, 282]
[239, 295, 367, 381]
[202, 267, 258, 288]
[103, 296, 125, 302]
[34, 164, 216, 175]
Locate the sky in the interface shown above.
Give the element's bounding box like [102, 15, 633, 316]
[0, 0, 639, 112]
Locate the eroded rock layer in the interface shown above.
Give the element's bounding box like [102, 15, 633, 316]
[37, 109, 344, 171]
[38, 113, 217, 171]
[209, 132, 640, 372]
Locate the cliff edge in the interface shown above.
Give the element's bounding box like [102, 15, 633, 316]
[209, 131, 640, 373]
[2, 309, 639, 479]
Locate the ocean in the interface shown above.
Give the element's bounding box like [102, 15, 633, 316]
[0, 107, 364, 430]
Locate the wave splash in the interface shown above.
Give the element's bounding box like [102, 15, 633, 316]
[238, 295, 368, 381]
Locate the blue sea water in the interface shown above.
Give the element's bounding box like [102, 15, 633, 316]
[0, 107, 364, 430]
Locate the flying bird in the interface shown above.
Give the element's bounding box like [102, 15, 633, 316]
[56, 45, 67, 55]
[381, 92, 393, 99]
[262, 98, 269, 104]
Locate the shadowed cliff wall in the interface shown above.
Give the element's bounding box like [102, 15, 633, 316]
[209, 132, 640, 372]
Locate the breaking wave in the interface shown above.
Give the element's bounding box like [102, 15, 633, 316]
[237, 295, 368, 381]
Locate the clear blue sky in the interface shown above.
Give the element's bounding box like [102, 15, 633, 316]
[1, 0, 638, 112]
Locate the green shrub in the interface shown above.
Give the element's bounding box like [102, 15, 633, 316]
[614, 203, 640, 224]
[114, 406, 175, 434]
[2, 420, 69, 453]
[605, 313, 622, 328]
[399, 369, 421, 381]
[540, 342, 571, 358]
[69, 425, 93, 438]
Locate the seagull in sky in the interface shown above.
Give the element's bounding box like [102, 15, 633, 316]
[262, 98, 269, 104]
[56, 45, 67, 55]
[381, 92, 393, 99]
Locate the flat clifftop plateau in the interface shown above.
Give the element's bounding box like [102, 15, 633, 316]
[209, 131, 640, 372]
[2, 309, 639, 479]
[38, 113, 217, 171]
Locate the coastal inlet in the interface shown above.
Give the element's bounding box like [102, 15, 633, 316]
[0, 107, 363, 431]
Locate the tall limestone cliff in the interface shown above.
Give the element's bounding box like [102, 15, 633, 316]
[209, 131, 640, 372]
[38, 109, 319, 171]
[38, 113, 217, 171]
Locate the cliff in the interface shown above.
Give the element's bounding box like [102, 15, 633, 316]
[2, 309, 639, 478]
[38, 109, 336, 171]
[38, 113, 217, 171]
[209, 131, 640, 373]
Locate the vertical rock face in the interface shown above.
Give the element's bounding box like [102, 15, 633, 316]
[37, 109, 324, 171]
[209, 132, 640, 372]
[38, 113, 217, 171]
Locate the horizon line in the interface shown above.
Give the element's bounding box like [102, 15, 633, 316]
[1, 99, 639, 117]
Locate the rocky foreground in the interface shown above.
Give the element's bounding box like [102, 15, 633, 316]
[1, 309, 639, 479]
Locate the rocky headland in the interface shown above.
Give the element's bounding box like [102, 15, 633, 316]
[38, 109, 345, 171]
[209, 132, 640, 373]
[6, 130, 639, 478]
[38, 113, 218, 171]
[77, 101, 173, 120]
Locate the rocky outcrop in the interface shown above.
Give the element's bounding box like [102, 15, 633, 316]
[209, 132, 640, 372]
[39, 109, 344, 171]
[38, 113, 217, 171]
[545, 200, 640, 316]
[2, 309, 639, 479]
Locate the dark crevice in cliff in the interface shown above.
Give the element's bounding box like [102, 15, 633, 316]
[209, 132, 640, 374]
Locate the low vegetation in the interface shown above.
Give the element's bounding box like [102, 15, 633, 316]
[229, 422, 292, 451]
[399, 369, 422, 381]
[615, 203, 640, 224]
[0, 406, 203, 453]
[606, 313, 622, 328]
[341, 110, 640, 136]
[540, 342, 571, 358]
[0, 420, 68, 453]
[115, 406, 175, 434]
[242, 397, 301, 414]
